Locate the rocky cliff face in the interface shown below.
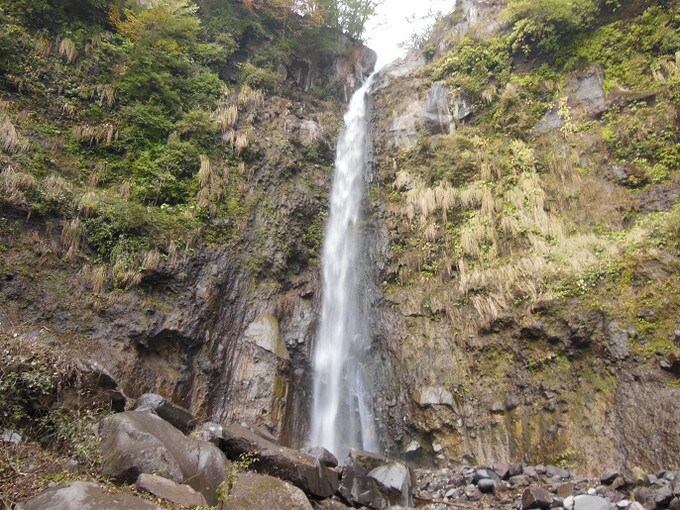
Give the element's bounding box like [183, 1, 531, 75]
[0, 25, 375, 449]
[364, 0, 680, 474]
[1, 0, 678, 495]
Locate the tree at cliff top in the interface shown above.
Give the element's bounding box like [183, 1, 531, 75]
[319, 0, 382, 39]
[241, 0, 380, 39]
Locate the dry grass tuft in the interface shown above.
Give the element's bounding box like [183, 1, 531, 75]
[72, 124, 117, 145]
[43, 174, 71, 201]
[235, 131, 249, 156]
[197, 155, 226, 217]
[394, 170, 414, 191]
[112, 251, 142, 289]
[77, 191, 101, 217]
[58, 38, 77, 63]
[1, 115, 29, 153]
[142, 249, 162, 271]
[424, 223, 440, 242]
[60, 218, 83, 259]
[238, 85, 265, 108]
[96, 84, 116, 107]
[79, 263, 107, 293]
[118, 180, 132, 199]
[34, 34, 52, 57]
[215, 104, 238, 132]
[1, 166, 36, 206]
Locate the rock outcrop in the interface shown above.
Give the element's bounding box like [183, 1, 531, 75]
[100, 411, 230, 505]
[216, 423, 339, 498]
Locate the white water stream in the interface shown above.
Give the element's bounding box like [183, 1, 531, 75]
[309, 75, 378, 460]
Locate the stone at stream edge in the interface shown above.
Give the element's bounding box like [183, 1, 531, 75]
[338, 463, 388, 509]
[15, 482, 163, 510]
[572, 494, 610, 510]
[522, 486, 553, 509]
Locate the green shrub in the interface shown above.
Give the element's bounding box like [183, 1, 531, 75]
[120, 102, 175, 144]
[130, 141, 200, 206]
[505, 0, 600, 56]
[239, 62, 281, 91]
[435, 37, 511, 96]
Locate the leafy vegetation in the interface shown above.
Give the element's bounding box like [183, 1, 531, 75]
[383, 0, 679, 333]
[0, 0, 357, 289]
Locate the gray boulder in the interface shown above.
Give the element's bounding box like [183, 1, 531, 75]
[303, 446, 339, 468]
[348, 449, 390, 471]
[134, 393, 196, 433]
[415, 386, 455, 407]
[533, 106, 565, 135]
[656, 486, 675, 507]
[338, 463, 388, 509]
[100, 411, 229, 505]
[546, 465, 571, 479]
[573, 495, 610, 510]
[566, 67, 606, 118]
[368, 462, 414, 507]
[474, 468, 501, 483]
[477, 478, 496, 494]
[221, 472, 314, 510]
[219, 424, 339, 498]
[15, 481, 162, 510]
[136, 473, 207, 507]
[601, 470, 622, 485]
[510, 475, 531, 487]
[451, 92, 472, 121]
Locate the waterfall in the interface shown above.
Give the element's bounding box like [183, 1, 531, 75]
[309, 74, 378, 461]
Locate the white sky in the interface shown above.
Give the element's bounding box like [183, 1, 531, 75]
[364, 0, 456, 69]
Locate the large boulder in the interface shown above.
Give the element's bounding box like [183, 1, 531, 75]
[338, 463, 388, 509]
[348, 449, 390, 471]
[219, 424, 339, 498]
[221, 472, 313, 510]
[572, 495, 610, 510]
[100, 411, 229, 505]
[368, 462, 414, 507]
[134, 393, 196, 433]
[15, 482, 162, 510]
[136, 474, 207, 507]
[533, 105, 565, 135]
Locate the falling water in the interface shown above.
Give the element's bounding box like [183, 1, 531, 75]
[309, 74, 378, 461]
